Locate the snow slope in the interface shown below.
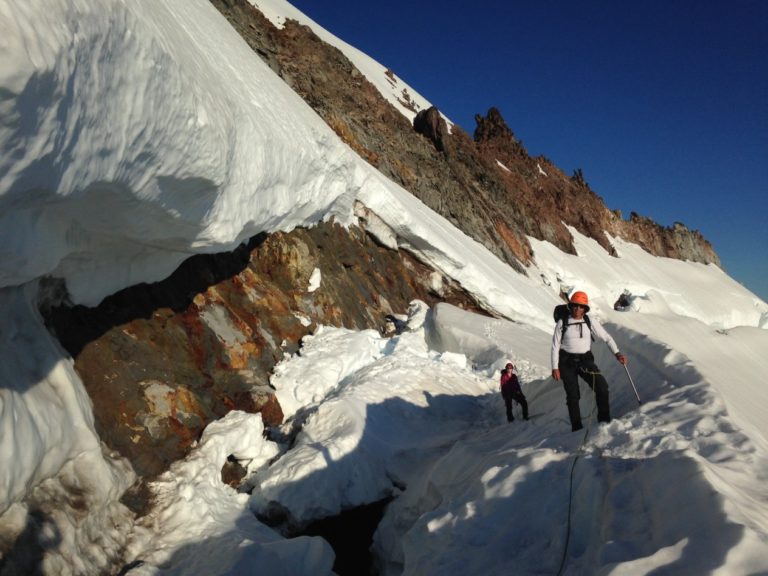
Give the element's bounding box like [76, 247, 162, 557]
[1, 0, 767, 574]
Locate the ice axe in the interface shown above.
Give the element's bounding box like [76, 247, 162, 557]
[624, 364, 642, 405]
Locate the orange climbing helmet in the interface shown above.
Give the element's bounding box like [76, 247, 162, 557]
[569, 291, 590, 312]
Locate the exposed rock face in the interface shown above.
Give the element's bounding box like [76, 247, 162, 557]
[618, 213, 720, 264]
[472, 108, 720, 264]
[209, 0, 720, 268]
[44, 221, 486, 484]
[209, 0, 534, 272]
[414, 106, 449, 153]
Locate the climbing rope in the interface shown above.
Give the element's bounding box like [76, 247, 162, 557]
[555, 370, 599, 576]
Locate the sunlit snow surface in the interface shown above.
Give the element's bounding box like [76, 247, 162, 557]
[1, 0, 768, 574]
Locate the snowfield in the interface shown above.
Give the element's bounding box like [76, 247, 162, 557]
[1, 0, 767, 574]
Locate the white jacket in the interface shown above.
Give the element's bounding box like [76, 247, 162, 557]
[551, 315, 620, 369]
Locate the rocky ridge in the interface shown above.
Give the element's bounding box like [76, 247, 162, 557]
[210, 0, 720, 269]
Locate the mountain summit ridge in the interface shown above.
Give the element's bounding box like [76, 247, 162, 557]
[211, 0, 720, 271]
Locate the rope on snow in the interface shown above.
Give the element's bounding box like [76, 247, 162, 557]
[555, 370, 599, 576]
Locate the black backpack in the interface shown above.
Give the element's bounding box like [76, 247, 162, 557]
[553, 304, 594, 341]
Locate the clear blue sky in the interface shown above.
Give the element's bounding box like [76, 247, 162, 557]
[287, 1, 768, 302]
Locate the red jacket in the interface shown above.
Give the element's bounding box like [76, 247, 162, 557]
[500, 371, 522, 395]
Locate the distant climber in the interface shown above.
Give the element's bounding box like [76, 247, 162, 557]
[500, 362, 529, 422]
[551, 291, 627, 431]
[614, 292, 631, 311]
[383, 314, 407, 335]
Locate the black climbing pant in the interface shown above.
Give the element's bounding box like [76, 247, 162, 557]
[503, 390, 529, 422]
[559, 350, 610, 431]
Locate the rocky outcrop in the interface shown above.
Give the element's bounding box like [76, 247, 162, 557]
[44, 221, 486, 492]
[209, 0, 720, 268]
[472, 108, 720, 265]
[617, 213, 720, 264]
[414, 106, 449, 152]
[473, 107, 528, 160]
